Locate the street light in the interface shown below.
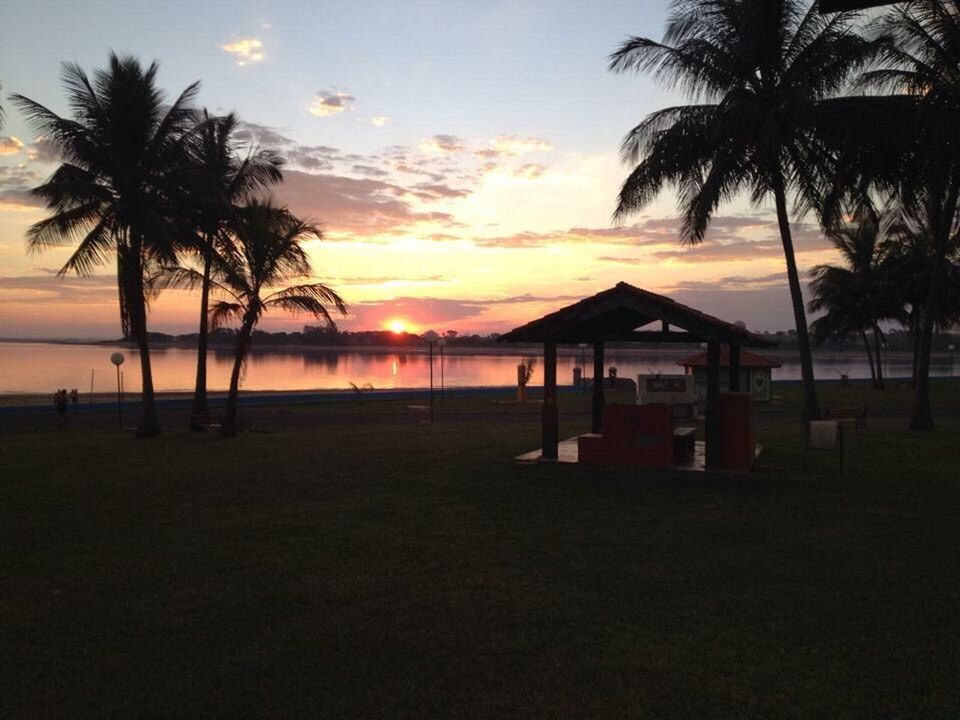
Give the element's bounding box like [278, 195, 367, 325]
[437, 337, 447, 398]
[110, 352, 125, 428]
[422, 330, 439, 424]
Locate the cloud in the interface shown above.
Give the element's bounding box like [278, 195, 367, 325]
[346, 292, 585, 328]
[0, 273, 118, 304]
[0, 166, 43, 211]
[220, 38, 265, 66]
[25, 136, 60, 163]
[512, 163, 546, 180]
[309, 89, 356, 117]
[475, 135, 552, 158]
[0, 137, 25, 156]
[275, 170, 456, 236]
[370, 116, 390, 128]
[409, 182, 471, 201]
[419, 134, 467, 155]
[285, 144, 341, 171]
[350, 164, 390, 177]
[236, 122, 295, 147]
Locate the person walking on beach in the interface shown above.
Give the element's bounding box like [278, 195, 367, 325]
[54, 388, 68, 428]
[69, 388, 79, 404]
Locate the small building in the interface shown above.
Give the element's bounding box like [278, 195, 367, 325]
[678, 346, 780, 402]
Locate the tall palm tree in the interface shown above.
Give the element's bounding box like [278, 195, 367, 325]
[856, 0, 960, 429]
[809, 209, 900, 387]
[608, 0, 877, 427]
[12, 54, 200, 436]
[204, 200, 346, 436]
[184, 111, 283, 430]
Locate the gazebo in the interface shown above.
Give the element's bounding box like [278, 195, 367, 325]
[498, 282, 775, 469]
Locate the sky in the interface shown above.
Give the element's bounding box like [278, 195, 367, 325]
[0, 0, 840, 339]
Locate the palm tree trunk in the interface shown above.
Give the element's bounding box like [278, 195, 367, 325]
[872, 325, 884, 389]
[910, 183, 958, 430]
[911, 309, 920, 388]
[190, 240, 213, 430]
[910, 260, 941, 430]
[773, 181, 821, 427]
[128, 245, 160, 437]
[222, 316, 254, 437]
[860, 328, 877, 386]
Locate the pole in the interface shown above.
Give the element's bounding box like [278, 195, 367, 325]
[90, 369, 95, 403]
[440, 343, 445, 397]
[429, 341, 434, 425]
[116, 364, 122, 428]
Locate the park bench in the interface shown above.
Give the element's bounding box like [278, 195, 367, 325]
[672, 427, 696, 462]
[824, 407, 867, 429]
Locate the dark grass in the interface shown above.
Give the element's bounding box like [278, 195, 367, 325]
[1, 383, 958, 718]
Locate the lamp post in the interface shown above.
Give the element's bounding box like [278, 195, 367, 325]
[438, 337, 446, 398]
[110, 352, 125, 428]
[949, 344, 956, 376]
[422, 330, 439, 424]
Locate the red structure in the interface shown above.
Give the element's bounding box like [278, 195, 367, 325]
[578, 404, 673, 469]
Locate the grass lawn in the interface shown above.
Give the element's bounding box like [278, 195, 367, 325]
[1, 382, 958, 718]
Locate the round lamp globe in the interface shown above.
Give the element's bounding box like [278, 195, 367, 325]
[110, 352, 125, 366]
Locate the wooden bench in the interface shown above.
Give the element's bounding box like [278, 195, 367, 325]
[824, 407, 867, 429]
[673, 427, 696, 462]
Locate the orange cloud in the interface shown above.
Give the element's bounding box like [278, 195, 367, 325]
[0, 136, 25, 156]
[219, 38, 265, 66]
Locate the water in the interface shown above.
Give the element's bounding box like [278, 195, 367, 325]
[0, 341, 955, 395]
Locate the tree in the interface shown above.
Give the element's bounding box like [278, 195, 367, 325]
[885, 213, 960, 384]
[202, 201, 346, 435]
[607, 0, 877, 428]
[809, 209, 900, 387]
[183, 111, 283, 430]
[12, 54, 200, 436]
[855, 0, 960, 429]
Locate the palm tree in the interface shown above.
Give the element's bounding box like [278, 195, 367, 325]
[809, 209, 900, 387]
[885, 213, 960, 384]
[855, 0, 960, 429]
[607, 0, 877, 427]
[184, 111, 283, 430]
[12, 54, 200, 436]
[204, 200, 346, 435]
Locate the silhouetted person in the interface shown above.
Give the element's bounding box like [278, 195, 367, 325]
[69, 388, 79, 404]
[54, 389, 68, 428]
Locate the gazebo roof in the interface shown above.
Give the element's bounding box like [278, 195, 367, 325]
[498, 282, 775, 347]
[678, 346, 782, 369]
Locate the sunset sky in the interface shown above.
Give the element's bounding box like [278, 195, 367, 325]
[0, 0, 840, 339]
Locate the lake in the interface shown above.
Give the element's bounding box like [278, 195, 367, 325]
[0, 341, 955, 395]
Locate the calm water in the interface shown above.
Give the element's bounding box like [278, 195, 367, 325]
[0, 341, 955, 394]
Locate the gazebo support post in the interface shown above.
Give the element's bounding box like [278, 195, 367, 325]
[729, 344, 741, 391]
[592, 341, 605, 433]
[705, 341, 721, 469]
[542, 341, 559, 460]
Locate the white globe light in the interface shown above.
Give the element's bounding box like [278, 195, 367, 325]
[110, 352, 125, 366]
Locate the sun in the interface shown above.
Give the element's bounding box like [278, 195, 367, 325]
[387, 318, 409, 334]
